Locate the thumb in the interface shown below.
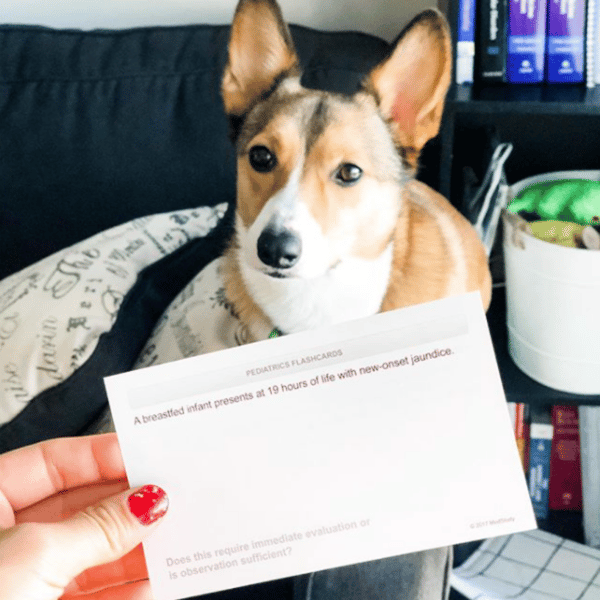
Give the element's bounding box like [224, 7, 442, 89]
[0, 485, 168, 600]
[58, 484, 169, 578]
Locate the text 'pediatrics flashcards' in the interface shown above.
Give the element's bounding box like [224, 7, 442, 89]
[105, 292, 536, 600]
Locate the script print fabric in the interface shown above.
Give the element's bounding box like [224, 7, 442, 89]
[0, 203, 227, 425]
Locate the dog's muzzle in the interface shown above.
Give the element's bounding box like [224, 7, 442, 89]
[257, 227, 302, 271]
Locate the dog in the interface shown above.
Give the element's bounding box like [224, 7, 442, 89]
[220, 0, 492, 343]
[97, 5, 492, 596]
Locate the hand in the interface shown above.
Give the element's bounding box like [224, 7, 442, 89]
[0, 433, 168, 600]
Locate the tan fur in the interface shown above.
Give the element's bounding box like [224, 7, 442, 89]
[222, 0, 299, 117]
[221, 0, 492, 340]
[381, 180, 492, 312]
[293, 100, 402, 260]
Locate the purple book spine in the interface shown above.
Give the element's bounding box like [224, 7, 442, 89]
[546, 0, 585, 82]
[507, 0, 548, 82]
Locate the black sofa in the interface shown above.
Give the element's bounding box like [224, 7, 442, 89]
[0, 22, 395, 452]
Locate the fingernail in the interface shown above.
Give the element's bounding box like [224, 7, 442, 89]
[127, 485, 169, 525]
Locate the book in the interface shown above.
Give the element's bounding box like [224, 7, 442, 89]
[476, 0, 509, 81]
[507, 0, 549, 82]
[528, 405, 553, 520]
[594, 0, 600, 83]
[585, 0, 597, 85]
[548, 405, 582, 511]
[457, 0, 477, 83]
[546, 0, 586, 83]
[515, 402, 530, 472]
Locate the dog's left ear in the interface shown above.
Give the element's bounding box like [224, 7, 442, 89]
[222, 0, 299, 117]
[364, 9, 451, 168]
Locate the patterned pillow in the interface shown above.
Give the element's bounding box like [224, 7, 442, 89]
[0, 203, 229, 451]
[134, 256, 247, 370]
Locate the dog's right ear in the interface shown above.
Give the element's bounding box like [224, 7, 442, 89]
[222, 0, 299, 117]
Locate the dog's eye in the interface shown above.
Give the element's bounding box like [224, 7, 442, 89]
[334, 164, 362, 186]
[248, 145, 277, 173]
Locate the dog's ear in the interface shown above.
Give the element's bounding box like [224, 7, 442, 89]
[364, 9, 451, 168]
[222, 0, 299, 117]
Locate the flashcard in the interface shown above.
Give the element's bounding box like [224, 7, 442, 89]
[105, 292, 536, 600]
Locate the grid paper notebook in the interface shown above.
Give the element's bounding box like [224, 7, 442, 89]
[452, 530, 600, 600]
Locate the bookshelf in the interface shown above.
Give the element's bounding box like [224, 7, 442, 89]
[431, 81, 600, 407]
[438, 5, 600, 588]
[433, 2, 600, 409]
[439, 105, 600, 588]
[439, 0, 600, 205]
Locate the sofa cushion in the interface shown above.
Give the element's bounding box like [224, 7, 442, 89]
[0, 203, 231, 452]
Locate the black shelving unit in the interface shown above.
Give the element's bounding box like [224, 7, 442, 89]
[439, 84, 600, 212]
[436, 81, 600, 409]
[437, 3, 600, 409]
[439, 4, 600, 577]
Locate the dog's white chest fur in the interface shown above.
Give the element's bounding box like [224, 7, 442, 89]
[240, 244, 393, 335]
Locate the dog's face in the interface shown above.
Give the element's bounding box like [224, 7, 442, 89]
[233, 84, 404, 280]
[222, 0, 451, 282]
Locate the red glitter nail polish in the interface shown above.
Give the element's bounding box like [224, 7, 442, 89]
[128, 485, 169, 525]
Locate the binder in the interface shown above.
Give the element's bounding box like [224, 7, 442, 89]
[546, 0, 586, 83]
[507, 0, 548, 82]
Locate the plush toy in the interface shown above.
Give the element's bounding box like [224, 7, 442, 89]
[509, 179, 600, 225]
[509, 179, 600, 250]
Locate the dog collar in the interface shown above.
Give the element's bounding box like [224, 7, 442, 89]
[268, 328, 283, 338]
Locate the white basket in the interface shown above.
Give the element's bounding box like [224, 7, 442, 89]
[502, 170, 600, 395]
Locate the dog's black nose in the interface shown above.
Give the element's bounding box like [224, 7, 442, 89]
[257, 228, 302, 269]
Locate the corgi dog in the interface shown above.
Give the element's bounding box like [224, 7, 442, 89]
[221, 0, 491, 342]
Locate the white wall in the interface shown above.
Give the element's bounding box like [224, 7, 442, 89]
[0, 0, 434, 43]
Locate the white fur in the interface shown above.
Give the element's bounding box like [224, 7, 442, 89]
[278, 76, 303, 95]
[239, 242, 393, 333]
[238, 163, 401, 278]
[238, 160, 380, 280]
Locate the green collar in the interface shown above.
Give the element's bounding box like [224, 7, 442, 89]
[268, 328, 282, 339]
